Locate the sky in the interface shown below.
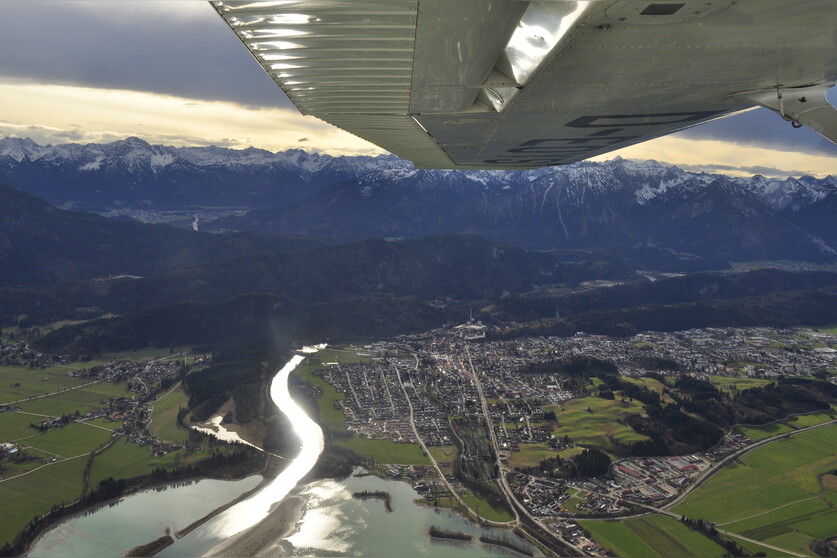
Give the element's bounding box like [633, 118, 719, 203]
[0, 1, 834, 178]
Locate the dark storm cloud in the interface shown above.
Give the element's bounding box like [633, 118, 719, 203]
[675, 106, 837, 156]
[0, 2, 293, 109]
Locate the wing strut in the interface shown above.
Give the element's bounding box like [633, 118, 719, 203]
[741, 84, 837, 144]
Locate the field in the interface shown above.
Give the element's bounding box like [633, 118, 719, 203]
[735, 407, 835, 441]
[461, 492, 514, 523]
[334, 435, 428, 465]
[542, 397, 648, 452]
[20, 423, 113, 458]
[786, 408, 836, 428]
[505, 443, 557, 469]
[734, 422, 793, 441]
[0, 364, 92, 402]
[708, 375, 772, 392]
[421, 493, 514, 524]
[16, 381, 133, 417]
[582, 515, 726, 557]
[148, 384, 190, 442]
[0, 411, 40, 441]
[0, 457, 88, 546]
[673, 424, 837, 555]
[428, 444, 456, 475]
[621, 376, 666, 394]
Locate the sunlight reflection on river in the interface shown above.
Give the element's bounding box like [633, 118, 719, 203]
[203, 344, 327, 541]
[284, 480, 355, 554]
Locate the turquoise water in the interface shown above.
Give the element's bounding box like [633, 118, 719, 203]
[277, 472, 534, 557]
[27, 476, 262, 557]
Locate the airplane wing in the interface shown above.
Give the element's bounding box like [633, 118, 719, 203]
[212, 0, 837, 169]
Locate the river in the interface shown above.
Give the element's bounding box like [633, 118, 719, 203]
[29, 347, 531, 557]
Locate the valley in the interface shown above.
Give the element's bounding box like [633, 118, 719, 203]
[0, 138, 834, 557]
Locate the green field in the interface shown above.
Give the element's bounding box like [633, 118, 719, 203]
[334, 435, 429, 464]
[734, 408, 836, 441]
[84, 417, 120, 431]
[17, 382, 133, 417]
[506, 443, 557, 469]
[542, 397, 647, 452]
[0, 456, 88, 546]
[622, 376, 666, 394]
[582, 515, 726, 557]
[0, 349, 236, 548]
[0, 411, 40, 441]
[786, 408, 836, 428]
[21, 422, 113, 458]
[734, 421, 794, 441]
[421, 493, 514, 524]
[149, 385, 190, 442]
[673, 425, 837, 553]
[0, 365, 90, 402]
[461, 493, 514, 523]
[708, 375, 772, 392]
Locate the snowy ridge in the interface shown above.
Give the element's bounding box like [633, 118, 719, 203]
[0, 137, 834, 213]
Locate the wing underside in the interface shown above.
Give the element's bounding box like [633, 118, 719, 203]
[213, 0, 837, 169]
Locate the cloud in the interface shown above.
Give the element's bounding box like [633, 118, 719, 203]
[297, 138, 309, 143]
[675, 107, 837, 156]
[0, 82, 382, 155]
[594, 135, 836, 179]
[673, 163, 819, 179]
[0, 2, 290, 109]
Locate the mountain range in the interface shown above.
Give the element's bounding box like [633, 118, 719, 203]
[1, 137, 835, 262]
[211, 161, 837, 261]
[0, 136, 396, 210]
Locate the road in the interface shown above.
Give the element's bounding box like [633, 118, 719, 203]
[464, 345, 589, 557]
[581, 418, 837, 557]
[392, 359, 489, 524]
[663, 418, 836, 510]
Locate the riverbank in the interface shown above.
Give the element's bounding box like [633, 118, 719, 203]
[207, 495, 305, 557]
[126, 534, 174, 557]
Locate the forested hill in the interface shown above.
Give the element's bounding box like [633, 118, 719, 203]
[0, 181, 329, 286]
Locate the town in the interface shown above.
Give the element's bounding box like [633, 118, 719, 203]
[311, 324, 836, 548]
